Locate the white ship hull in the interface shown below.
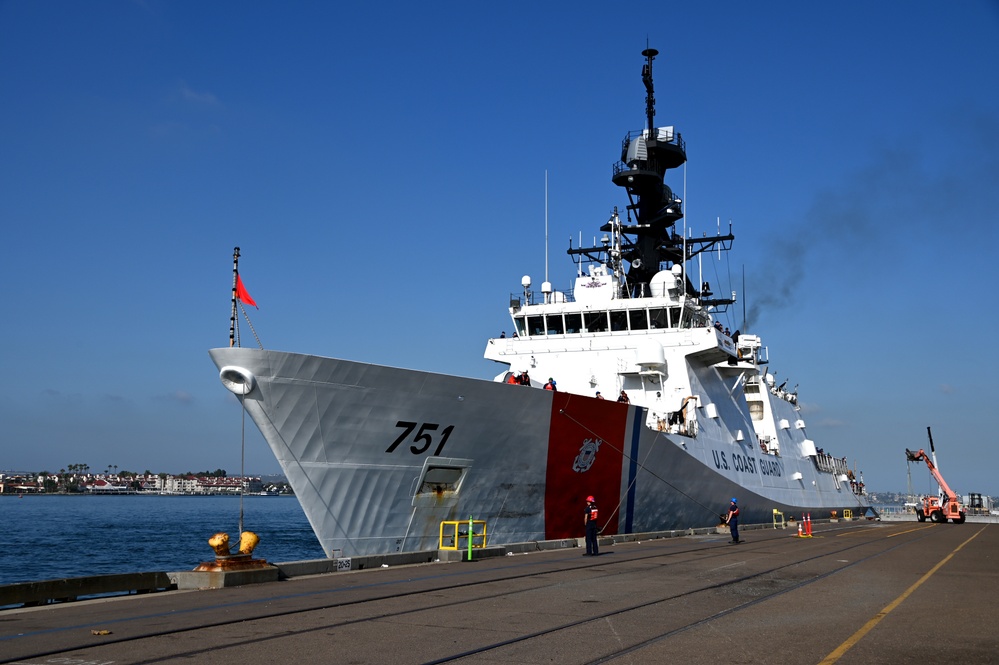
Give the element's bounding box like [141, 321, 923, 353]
[209, 347, 870, 558]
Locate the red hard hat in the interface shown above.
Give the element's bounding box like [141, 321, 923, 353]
[586, 495, 595, 502]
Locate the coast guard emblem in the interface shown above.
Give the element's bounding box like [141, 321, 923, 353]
[572, 438, 602, 473]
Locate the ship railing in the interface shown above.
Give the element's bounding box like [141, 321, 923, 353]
[813, 453, 850, 475]
[617, 128, 687, 155]
[814, 454, 834, 474]
[511, 290, 578, 308]
[651, 420, 695, 439]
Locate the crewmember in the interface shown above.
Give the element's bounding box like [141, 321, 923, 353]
[543, 378, 557, 391]
[726, 497, 740, 544]
[584, 495, 600, 556]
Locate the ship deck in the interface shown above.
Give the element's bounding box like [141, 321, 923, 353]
[2, 519, 995, 664]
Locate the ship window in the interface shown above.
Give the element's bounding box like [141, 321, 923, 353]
[527, 315, 545, 336]
[565, 313, 582, 334]
[629, 309, 648, 330]
[513, 316, 526, 337]
[650, 308, 669, 329]
[584, 311, 608, 332]
[412, 457, 473, 507]
[682, 310, 705, 329]
[418, 466, 464, 494]
[610, 311, 628, 331]
[546, 314, 564, 335]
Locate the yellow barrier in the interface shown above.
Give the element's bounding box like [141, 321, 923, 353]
[843, 509, 853, 520]
[439, 519, 488, 551]
[772, 508, 786, 529]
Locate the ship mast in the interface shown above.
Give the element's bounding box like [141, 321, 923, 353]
[568, 48, 733, 306]
[642, 48, 657, 137]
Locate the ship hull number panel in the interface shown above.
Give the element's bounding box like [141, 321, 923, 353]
[386, 421, 455, 455]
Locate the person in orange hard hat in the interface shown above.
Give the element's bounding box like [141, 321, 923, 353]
[584, 495, 600, 556]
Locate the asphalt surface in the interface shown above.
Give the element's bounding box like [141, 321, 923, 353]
[1, 520, 995, 665]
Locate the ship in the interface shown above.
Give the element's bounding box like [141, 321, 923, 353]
[210, 48, 871, 558]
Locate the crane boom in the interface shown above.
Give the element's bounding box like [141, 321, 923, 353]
[905, 448, 958, 502]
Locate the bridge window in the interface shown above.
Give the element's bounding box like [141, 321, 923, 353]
[565, 313, 582, 334]
[584, 311, 608, 332]
[513, 316, 526, 337]
[629, 309, 648, 330]
[610, 310, 628, 331]
[650, 308, 669, 329]
[546, 314, 564, 335]
[527, 315, 545, 336]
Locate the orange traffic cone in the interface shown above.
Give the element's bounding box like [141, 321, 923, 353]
[797, 521, 803, 537]
[806, 513, 813, 536]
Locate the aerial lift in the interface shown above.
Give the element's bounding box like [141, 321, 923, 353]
[905, 427, 966, 524]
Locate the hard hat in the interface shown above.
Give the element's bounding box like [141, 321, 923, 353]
[731, 497, 738, 503]
[587, 495, 595, 502]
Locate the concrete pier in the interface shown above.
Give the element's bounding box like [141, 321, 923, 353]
[0, 519, 995, 664]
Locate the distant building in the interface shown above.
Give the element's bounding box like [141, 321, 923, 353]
[154, 474, 263, 495]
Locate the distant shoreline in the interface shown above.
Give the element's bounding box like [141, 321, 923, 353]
[0, 492, 295, 498]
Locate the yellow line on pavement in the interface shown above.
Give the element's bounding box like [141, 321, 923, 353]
[886, 525, 935, 538]
[817, 526, 986, 664]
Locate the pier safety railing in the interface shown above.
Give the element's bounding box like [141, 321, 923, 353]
[439, 518, 487, 559]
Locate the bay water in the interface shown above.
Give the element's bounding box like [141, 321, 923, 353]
[0, 494, 326, 586]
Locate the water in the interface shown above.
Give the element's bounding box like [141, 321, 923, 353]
[0, 494, 327, 586]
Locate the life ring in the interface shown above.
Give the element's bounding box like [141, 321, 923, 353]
[219, 365, 255, 395]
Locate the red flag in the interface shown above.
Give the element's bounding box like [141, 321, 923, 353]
[236, 274, 258, 308]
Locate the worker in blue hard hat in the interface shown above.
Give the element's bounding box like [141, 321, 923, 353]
[726, 497, 741, 544]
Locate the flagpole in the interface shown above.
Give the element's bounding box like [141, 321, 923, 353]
[229, 245, 245, 538]
[229, 247, 240, 348]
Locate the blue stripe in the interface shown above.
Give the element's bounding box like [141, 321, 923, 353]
[625, 407, 643, 533]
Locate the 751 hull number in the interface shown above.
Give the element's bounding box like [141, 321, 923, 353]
[386, 421, 455, 455]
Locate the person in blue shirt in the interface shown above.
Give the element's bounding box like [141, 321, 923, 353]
[726, 498, 740, 544]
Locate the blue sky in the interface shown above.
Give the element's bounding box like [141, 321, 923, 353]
[2, 1, 997, 495]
